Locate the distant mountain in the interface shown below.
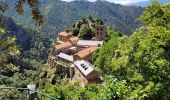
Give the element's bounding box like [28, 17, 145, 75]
[129, 0, 170, 7]
[0, 14, 52, 64]
[4, 0, 144, 35]
[0, 14, 32, 50]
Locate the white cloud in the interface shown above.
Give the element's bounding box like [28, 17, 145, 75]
[61, 0, 149, 5]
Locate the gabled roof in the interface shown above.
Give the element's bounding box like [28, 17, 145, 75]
[74, 46, 96, 59]
[55, 42, 72, 50]
[57, 52, 73, 62]
[59, 32, 70, 37]
[74, 60, 95, 76]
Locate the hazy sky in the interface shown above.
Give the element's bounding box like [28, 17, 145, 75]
[61, 0, 149, 4]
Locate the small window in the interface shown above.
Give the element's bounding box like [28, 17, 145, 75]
[97, 32, 99, 35]
[81, 64, 85, 66]
[100, 32, 103, 35]
[97, 28, 99, 31]
[83, 65, 85, 68]
[101, 28, 102, 31]
[84, 67, 88, 70]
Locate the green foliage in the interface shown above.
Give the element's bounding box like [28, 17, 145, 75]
[72, 28, 79, 36]
[0, 15, 51, 99]
[0, 70, 40, 99]
[0, 0, 44, 26]
[0, 14, 52, 70]
[79, 25, 94, 39]
[22, 30, 52, 62]
[68, 17, 102, 39]
[110, 24, 170, 99]
[93, 27, 122, 74]
[2, 1, 170, 100]
[93, 2, 170, 99]
[0, 88, 27, 100]
[138, 1, 170, 28]
[109, 2, 170, 99]
[5, 0, 144, 35]
[0, 28, 5, 34]
[40, 2, 170, 100]
[99, 76, 130, 100]
[41, 82, 81, 100]
[41, 76, 134, 100]
[95, 17, 104, 25]
[0, 28, 20, 74]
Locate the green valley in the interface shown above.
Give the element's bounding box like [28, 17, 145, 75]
[0, 0, 170, 100]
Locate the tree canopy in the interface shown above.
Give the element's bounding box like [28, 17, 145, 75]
[93, 2, 170, 99]
[0, 0, 43, 26]
[0, 28, 20, 74]
[39, 2, 170, 99]
[1, 1, 170, 99]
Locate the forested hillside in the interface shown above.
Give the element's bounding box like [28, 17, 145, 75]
[0, 14, 52, 99]
[4, 0, 144, 35]
[1, 0, 170, 100]
[0, 14, 52, 65]
[40, 2, 170, 100]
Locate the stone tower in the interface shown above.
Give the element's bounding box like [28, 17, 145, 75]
[95, 25, 106, 41]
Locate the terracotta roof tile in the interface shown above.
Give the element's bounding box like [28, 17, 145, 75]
[55, 42, 72, 50]
[59, 32, 69, 37]
[68, 37, 79, 44]
[75, 46, 96, 58]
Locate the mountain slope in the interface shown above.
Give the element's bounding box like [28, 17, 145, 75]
[129, 0, 170, 7]
[0, 14, 52, 68]
[44, 0, 144, 35]
[4, 0, 144, 35]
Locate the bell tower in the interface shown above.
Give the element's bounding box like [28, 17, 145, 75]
[95, 25, 106, 41]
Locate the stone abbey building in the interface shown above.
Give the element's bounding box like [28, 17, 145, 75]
[47, 25, 105, 87]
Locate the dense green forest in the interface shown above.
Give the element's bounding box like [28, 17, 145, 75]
[3, 0, 144, 35]
[0, 14, 52, 99]
[0, 0, 170, 100]
[40, 2, 170, 100]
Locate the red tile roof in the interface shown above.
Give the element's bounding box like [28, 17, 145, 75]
[55, 42, 72, 50]
[75, 46, 96, 58]
[59, 32, 69, 37]
[68, 37, 79, 44]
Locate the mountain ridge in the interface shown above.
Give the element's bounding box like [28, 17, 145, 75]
[128, 0, 170, 7]
[3, 0, 144, 36]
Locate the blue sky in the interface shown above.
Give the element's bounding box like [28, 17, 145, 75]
[61, 0, 149, 5]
